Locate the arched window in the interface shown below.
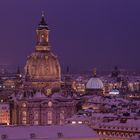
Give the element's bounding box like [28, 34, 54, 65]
[60, 110, 65, 125]
[47, 111, 53, 124]
[22, 111, 27, 124]
[34, 111, 39, 125]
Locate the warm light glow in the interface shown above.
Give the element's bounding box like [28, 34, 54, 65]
[72, 121, 76, 124]
[78, 121, 82, 124]
[47, 111, 53, 124]
[0, 104, 10, 125]
[48, 101, 53, 107]
[22, 111, 27, 124]
[22, 103, 27, 107]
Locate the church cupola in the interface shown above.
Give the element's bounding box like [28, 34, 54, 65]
[36, 12, 50, 51]
[38, 12, 49, 30]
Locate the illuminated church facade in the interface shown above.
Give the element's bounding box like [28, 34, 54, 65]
[24, 13, 61, 95]
[7, 14, 78, 126]
[10, 92, 77, 125]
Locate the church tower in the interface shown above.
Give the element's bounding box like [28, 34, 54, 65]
[24, 13, 61, 95]
[36, 12, 50, 51]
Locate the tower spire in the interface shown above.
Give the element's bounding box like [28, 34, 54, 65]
[38, 12, 49, 30]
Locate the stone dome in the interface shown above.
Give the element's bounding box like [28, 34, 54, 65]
[86, 77, 103, 89]
[24, 14, 61, 93]
[25, 51, 61, 81]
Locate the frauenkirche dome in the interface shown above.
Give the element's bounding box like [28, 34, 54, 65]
[25, 51, 60, 81]
[24, 13, 61, 94]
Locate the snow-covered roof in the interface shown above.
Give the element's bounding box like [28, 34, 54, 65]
[98, 119, 140, 129]
[33, 92, 47, 99]
[51, 92, 64, 99]
[91, 113, 116, 118]
[0, 124, 98, 140]
[67, 115, 89, 121]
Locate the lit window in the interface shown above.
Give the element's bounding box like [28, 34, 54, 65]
[33, 111, 39, 125]
[0, 110, 9, 125]
[78, 121, 82, 124]
[60, 111, 65, 125]
[47, 111, 53, 124]
[72, 121, 76, 124]
[34, 111, 39, 120]
[48, 101, 52, 107]
[22, 103, 27, 107]
[34, 120, 38, 125]
[22, 111, 27, 116]
[11, 85, 15, 88]
[22, 111, 27, 124]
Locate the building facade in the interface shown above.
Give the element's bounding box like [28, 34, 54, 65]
[10, 92, 77, 125]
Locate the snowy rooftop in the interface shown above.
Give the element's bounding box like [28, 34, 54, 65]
[33, 92, 47, 99]
[91, 113, 116, 118]
[0, 124, 98, 140]
[67, 115, 90, 121]
[97, 119, 140, 129]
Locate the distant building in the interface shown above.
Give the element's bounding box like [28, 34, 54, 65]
[72, 76, 86, 94]
[86, 69, 104, 95]
[94, 118, 140, 139]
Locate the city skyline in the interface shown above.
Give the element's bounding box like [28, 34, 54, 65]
[0, 1, 140, 73]
[0, 2, 139, 139]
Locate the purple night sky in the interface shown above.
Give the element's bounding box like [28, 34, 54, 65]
[0, 1, 140, 73]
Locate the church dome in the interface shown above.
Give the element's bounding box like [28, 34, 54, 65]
[86, 77, 104, 89]
[86, 68, 103, 90]
[24, 13, 61, 92]
[25, 51, 61, 81]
